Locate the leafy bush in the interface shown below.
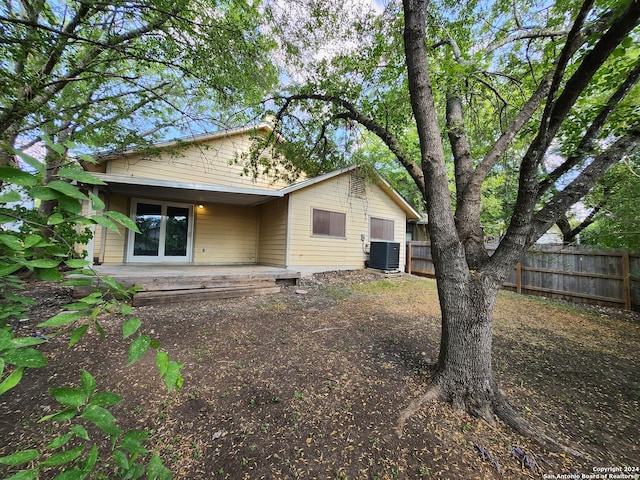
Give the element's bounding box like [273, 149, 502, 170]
[0, 143, 182, 479]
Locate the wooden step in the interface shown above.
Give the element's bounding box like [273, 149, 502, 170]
[133, 278, 277, 292]
[131, 283, 281, 306]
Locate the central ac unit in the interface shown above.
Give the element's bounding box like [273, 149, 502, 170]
[369, 241, 400, 271]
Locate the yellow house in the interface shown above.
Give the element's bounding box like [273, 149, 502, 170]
[81, 122, 420, 275]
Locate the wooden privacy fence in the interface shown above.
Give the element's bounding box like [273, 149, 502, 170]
[406, 241, 640, 311]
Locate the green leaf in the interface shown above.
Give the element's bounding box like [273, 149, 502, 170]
[39, 445, 84, 467]
[4, 348, 47, 368]
[11, 337, 47, 348]
[147, 452, 173, 480]
[41, 134, 66, 155]
[39, 408, 77, 423]
[89, 214, 120, 233]
[24, 258, 61, 268]
[13, 148, 44, 174]
[0, 190, 22, 203]
[0, 264, 23, 277]
[94, 320, 106, 340]
[46, 433, 74, 450]
[65, 259, 91, 268]
[34, 267, 63, 281]
[69, 325, 90, 347]
[56, 195, 82, 214]
[81, 444, 98, 474]
[39, 311, 84, 327]
[122, 318, 142, 339]
[119, 436, 147, 456]
[3, 469, 38, 480]
[76, 153, 96, 164]
[164, 361, 184, 392]
[23, 234, 44, 248]
[89, 391, 122, 406]
[52, 468, 88, 480]
[57, 167, 106, 185]
[156, 351, 169, 376]
[0, 167, 38, 187]
[0, 367, 24, 395]
[112, 449, 129, 470]
[124, 463, 144, 478]
[47, 212, 66, 225]
[105, 210, 141, 233]
[0, 449, 39, 465]
[61, 278, 94, 287]
[71, 424, 90, 441]
[81, 405, 121, 437]
[0, 233, 24, 250]
[0, 213, 15, 224]
[88, 192, 105, 210]
[30, 186, 59, 201]
[49, 387, 88, 408]
[128, 335, 151, 365]
[47, 181, 89, 201]
[149, 339, 160, 349]
[81, 370, 96, 397]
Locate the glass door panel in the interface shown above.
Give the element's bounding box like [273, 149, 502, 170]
[133, 203, 162, 256]
[164, 206, 189, 257]
[128, 200, 192, 262]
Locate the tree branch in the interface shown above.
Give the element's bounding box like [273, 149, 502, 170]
[539, 59, 640, 194]
[275, 94, 425, 193]
[557, 198, 605, 244]
[496, 1, 640, 269]
[486, 28, 571, 53]
[538, 0, 639, 157]
[530, 130, 640, 243]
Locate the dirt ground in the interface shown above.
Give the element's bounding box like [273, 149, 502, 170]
[1, 270, 639, 479]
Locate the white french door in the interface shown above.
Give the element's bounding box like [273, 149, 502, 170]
[127, 199, 193, 263]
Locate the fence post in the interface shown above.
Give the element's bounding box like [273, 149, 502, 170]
[516, 261, 522, 294]
[406, 242, 413, 274]
[622, 250, 631, 311]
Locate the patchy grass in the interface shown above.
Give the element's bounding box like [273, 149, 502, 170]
[1, 271, 638, 479]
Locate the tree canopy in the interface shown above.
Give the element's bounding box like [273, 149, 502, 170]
[259, 0, 639, 244]
[0, 0, 278, 158]
[258, 0, 640, 447]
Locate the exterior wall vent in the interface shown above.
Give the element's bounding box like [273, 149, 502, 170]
[369, 241, 400, 271]
[349, 173, 366, 199]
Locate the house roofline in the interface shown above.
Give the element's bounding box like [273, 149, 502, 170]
[280, 165, 421, 220]
[91, 121, 274, 163]
[279, 165, 359, 194]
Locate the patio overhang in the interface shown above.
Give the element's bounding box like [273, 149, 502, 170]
[88, 173, 283, 207]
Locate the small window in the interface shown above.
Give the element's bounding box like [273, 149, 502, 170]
[313, 209, 346, 238]
[370, 217, 394, 241]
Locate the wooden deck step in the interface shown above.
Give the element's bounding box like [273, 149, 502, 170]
[131, 283, 281, 306]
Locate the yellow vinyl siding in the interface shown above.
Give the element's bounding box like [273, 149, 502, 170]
[257, 198, 288, 266]
[287, 173, 407, 270]
[107, 133, 289, 191]
[102, 195, 128, 264]
[193, 204, 258, 264]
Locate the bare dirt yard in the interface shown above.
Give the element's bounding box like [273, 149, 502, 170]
[1, 270, 639, 479]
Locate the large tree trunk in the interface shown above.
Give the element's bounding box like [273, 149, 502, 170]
[400, 0, 547, 444]
[434, 268, 501, 422]
[397, 244, 543, 442]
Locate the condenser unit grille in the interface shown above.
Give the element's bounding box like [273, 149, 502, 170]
[369, 241, 400, 271]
